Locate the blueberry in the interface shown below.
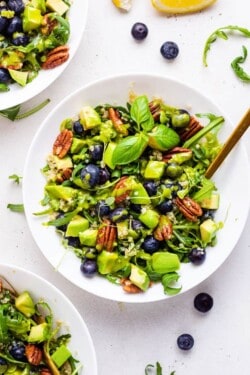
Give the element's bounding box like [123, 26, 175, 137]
[8, 0, 25, 14]
[80, 164, 100, 188]
[0, 358, 7, 365]
[200, 209, 215, 222]
[73, 120, 84, 136]
[143, 181, 157, 196]
[6, 16, 22, 35]
[157, 199, 173, 214]
[131, 22, 148, 40]
[194, 292, 213, 313]
[160, 41, 179, 60]
[96, 200, 110, 217]
[89, 144, 104, 161]
[0, 16, 8, 33]
[12, 33, 29, 46]
[80, 259, 97, 276]
[9, 342, 26, 361]
[131, 219, 144, 231]
[109, 207, 129, 223]
[99, 167, 110, 185]
[55, 213, 67, 232]
[66, 236, 81, 248]
[142, 235, 160, 254]
[0, 68, 11, 84]
[129, 203, 142, 213]
[177, 334, 194, 350]
[188, 247, 206, 265]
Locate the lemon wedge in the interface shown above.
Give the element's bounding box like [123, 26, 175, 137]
[151, 0, 217, 14]
[112, 0, 132, 11]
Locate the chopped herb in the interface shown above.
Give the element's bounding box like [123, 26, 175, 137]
[0, 98, 50, 121]
[7, 203, 24, 212]
[231, 45, 250, 82]
[145, 362, 175, 375]
[9, 174, 22, 184]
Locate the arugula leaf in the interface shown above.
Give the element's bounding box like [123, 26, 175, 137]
[192, 177, 216, 202]
[112, 132, 149, 165]
[162, 272, 182, 296]
[0, 83, 9, 92]
[7, 203, 24, 213]
[231, 45, 250, 82]
[9, 174, 22, 184]
[203, 25, 250, 67]
[145, 362, 163, 375]
[0, 306, 8, 343]
[130, 95, 154, 132]
[0, 98, 50, 121]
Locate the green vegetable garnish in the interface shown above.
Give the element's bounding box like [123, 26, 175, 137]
[231, 45, 250, 82]
[0, 98, 50, 121]
[7, 203, 24, 212]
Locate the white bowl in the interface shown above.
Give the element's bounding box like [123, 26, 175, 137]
[0, 263, 98, 374]
[0, 0, 88, 110]
[23, 73, 250, 303]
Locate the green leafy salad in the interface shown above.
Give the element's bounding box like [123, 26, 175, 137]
[37, 94, 224, 295]
[0, 277, 80, 375]
[0, 0, 71, 92]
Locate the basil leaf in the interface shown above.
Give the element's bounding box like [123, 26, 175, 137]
[130, 95, 154, 131]
[148, 125, 180, 151]
[0, 105, 20, 121]
[112, 133, 149, 165]
[231, 45, 250, 82]
[7, 203, 24, 213]
[162, 272, 182, 296]
[203, 25, 250, 67]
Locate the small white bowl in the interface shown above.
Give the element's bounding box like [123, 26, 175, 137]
[0, 263, 98, 374]
[23, 73, 250, 303]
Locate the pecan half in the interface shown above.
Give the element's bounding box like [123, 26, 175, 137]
[40, 368, 52, 375]
[120, 278, 142, 293]
[162, 146, 192, 162]
[112, 176, 131, 203]
[55, 167, 73, 183]
[108, 107, 128, 135]
[25, 344, 42, 366]
[179, 116, 204, 142]
[149, 100, 161, 121]
[154, 216, 173, 241]
[175, 196, 203, 222]
[41, 14, 58, 35]
[53, 129, 73, 158]
[96, 219, 117, 252]
[42, 45, 69, 70]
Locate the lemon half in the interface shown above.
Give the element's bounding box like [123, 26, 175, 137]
[112, 0, 132, 11]
[151, 0, 217, 14]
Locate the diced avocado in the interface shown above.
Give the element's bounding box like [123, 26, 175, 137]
[200, 219, 218, 244]
[5, 369, 22, 375]
[200, 192, 220, 210]
[23, 6, 42, 32]
[70, 138, 86, 154]
[51, 345, 72, 368]
[129, 264, 150, 292]
[28, 322, 49, 343]
[15, 291, 35, 318]
[46, 0, 69, 15]
[130, 183, 151, 205]
[139, 209, 159, 229]
[79, 106, 101, 130]
[103, 142, 116, 169]
[8, 69, 28, 87]
[117, 220, 129, 240]
[79, 228, 98, 247]
[45, 185, 77, 200]
[31, 0, 46, 12]
[66, 215, 89, 237]
[97, 250, 128, 274]
[143, 161, 165, 179]
[151, 252, 180, 274]
[47, 154, 73, 170]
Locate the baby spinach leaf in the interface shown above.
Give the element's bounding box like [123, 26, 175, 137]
[231, 45, 250, 82]
[203, 25, 250, 67]
[112, 132, 149, 165]
[130, 95, 154, 131]
[148, 124, 180, 151]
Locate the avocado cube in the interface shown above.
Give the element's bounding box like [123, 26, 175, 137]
[51, 345, 72, 368]
[79, 229, 98, 247]
[104, 142, 117, 169]
[151, 252, 180, 274]
[31, 0, 46, 12]
[15, 291, 35, 317]
[45, 185, 76, 200]
[70, 138, 86, 154]
[48, 155, 73, 170]
[200, 192, 220, 210]
[97, 250, 128, 274]
[46, 0, 69, 15]
[129, 264, 150, 291]
[28, 323, 49, 343]
[143, 161, 165, 179]
[200, 219, 217, 244]
[139, 209, 159, 229]
[66, 215, 89, 237]
[23, 6, 42, 32]
[79, 106, 101, 130]
[117, 220, 129, 240]
[130, 183, 151, 205]
[8, 69, 28, 87]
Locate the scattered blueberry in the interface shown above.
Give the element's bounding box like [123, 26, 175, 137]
[66, 236, 81, 248]
[0, 358, 7, 365]
[73, 120, 84, 136]
[142, 235, 160, 254]
[157, 199, 173, 214]
[0, 68, 12, 84]
[0, 16, 8, 33]
[12, 33, 29, 46]
[143, 181, 157, 196]
[6, 16, 22, 35]
[99, 167, 110, 184]
[80, 259, 97, 276]
[194, 292, 213, 313]
[160, 41, 179, 60]
[9, 342, 26, 360]
[89, 144, 104, 161]
[200, 209, 216, 222]
[131, 22, 148, 41]
[177, 333, 194, 350]
[80, 164, 100, 188]
[96, 200, 110, 217]
[8, 0, 25, 14]
[188, 247, 206, 265]
[109, 207, 129, 223]
[129, 203, 142, 213]
[131, 219, 144, 231]
[55, 213, 67, 232]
